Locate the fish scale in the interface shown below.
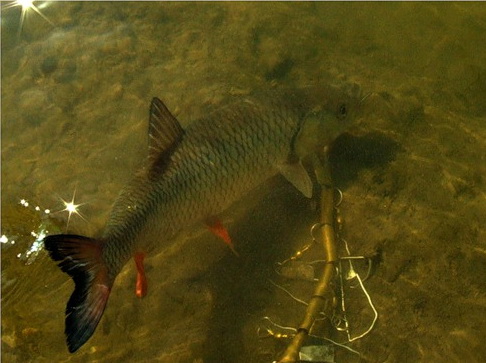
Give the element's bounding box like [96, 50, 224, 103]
[110, 104, 293, 257]
[43, 83, 362, 352]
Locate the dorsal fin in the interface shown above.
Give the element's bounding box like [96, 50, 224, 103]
[148, 97, 185, 174]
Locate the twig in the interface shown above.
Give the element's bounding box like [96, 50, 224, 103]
[277, 151, 337, 363]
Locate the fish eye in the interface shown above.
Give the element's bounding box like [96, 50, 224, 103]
[337, 104, 347, 119]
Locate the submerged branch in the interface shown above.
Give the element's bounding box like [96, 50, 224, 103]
[277, 151, 337, 363]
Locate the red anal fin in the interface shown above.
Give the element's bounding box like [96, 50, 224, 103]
[134, 253, 147, 298]
[205, 218, 239, 257]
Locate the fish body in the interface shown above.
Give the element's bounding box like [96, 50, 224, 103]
[44, 83, 361, 352]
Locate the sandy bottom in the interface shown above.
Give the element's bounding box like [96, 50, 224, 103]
[2, 2, 486, 362]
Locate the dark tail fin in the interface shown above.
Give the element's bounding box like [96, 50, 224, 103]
[43, 234, 112, 353]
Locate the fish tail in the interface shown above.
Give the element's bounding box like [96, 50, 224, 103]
[43, 234, 112, 353]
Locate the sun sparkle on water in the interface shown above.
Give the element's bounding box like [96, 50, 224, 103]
[58, 188, 87, 231]
[3, 0, 54, 37]
[16, 0, 34, 9]
[64, 201, 78, 214]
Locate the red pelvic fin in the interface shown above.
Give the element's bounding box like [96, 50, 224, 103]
[43, 234, 112, 353]
[205, 218, 239, 257]
[134, 253, 147, 298]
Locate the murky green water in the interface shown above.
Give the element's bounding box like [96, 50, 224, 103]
[2, 2, 486, 362]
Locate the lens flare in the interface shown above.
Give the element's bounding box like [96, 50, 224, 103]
[56, 188, 87, 231]
[3, 0, 54, 37]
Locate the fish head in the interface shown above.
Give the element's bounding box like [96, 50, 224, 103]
[294, 82, 362, 159]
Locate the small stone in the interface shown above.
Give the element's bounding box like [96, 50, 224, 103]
[21, 327, 39, 337]
[108, 83, 124, 99]
[40, 56, 58, 75]
[2, 333, 16, 348]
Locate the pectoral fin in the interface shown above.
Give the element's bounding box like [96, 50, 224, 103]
[279, 162, 313, 198]
[134, 253, 147, 298]
[205, 218, 239, 257]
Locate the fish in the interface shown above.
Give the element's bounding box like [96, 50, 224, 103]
[43, 82, 362, 353]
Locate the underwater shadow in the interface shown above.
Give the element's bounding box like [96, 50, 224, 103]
[197, 131, 400, 361]
[329, 131, 402, 188]
[199, 185, 313, 362]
